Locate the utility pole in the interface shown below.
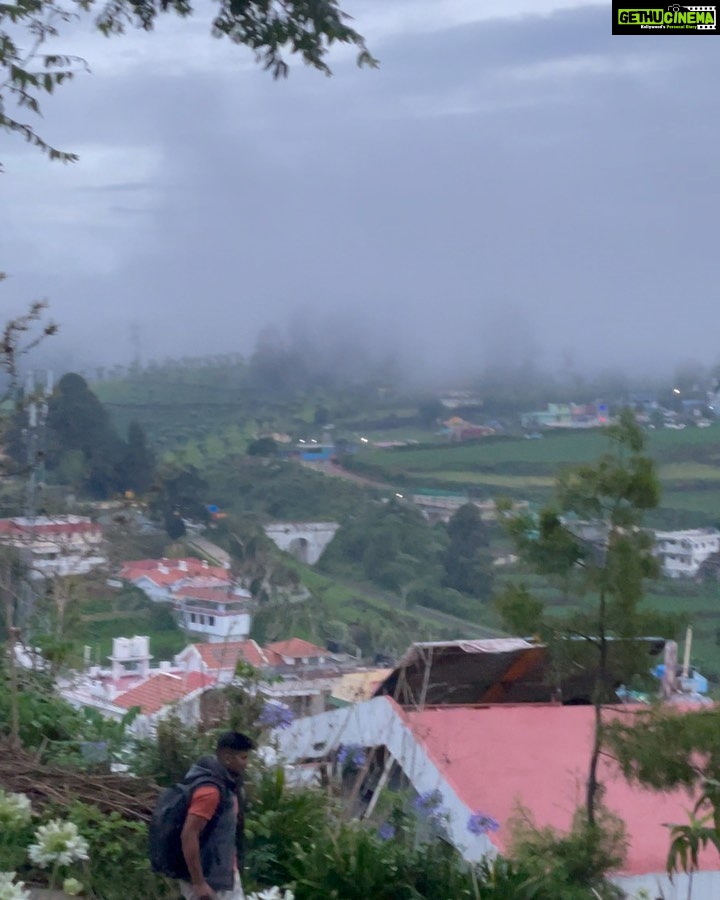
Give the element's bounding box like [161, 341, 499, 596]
[19, 370, 52, 629]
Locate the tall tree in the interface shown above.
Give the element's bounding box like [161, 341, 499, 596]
[120, 421, 156, 494]
[150, 462, 210, 537]
[504, 409, 663, 826]
[442, 503, 494, 598]
[46, 372, 127, 497]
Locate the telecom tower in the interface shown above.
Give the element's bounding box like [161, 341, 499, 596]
[24, 369, 53, 518]
[15, 370, 54, 632]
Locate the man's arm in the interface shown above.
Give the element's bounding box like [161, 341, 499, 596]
[181, 814, 214, 900]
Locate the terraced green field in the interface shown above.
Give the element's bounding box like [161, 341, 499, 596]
[352, 426, 720, 526]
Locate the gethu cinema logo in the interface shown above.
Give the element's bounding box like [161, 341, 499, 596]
[618, 6, 716, 26]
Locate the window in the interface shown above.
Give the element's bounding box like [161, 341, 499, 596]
[190, 613, 196, 624]
[208, 616, 215, 627]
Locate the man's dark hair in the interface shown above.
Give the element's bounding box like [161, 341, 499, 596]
[216, 731, 255, 753]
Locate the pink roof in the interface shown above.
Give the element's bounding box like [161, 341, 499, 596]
[403, 704, 712, 877]
[114, 671, 213, 714]
[264, 638, 327, 660]
[192, 640, 269, 670]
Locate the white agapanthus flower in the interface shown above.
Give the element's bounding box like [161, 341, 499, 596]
[0, 791, 32, 829]
[0, 872, 31, 900]
[246, 889, 295, 900]
[28, 821, 90, 868]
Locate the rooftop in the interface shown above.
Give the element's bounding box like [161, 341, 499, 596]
[173, 586, 251, 603]
[189, 639, 270, 670]
[403, 702, 713, 877]
[0, 516, 102, 536]
[375, 638, 665, 707]
[114, 671, 212, 715]
[120, 557, 230, 587]
[265, 638, 329, 661]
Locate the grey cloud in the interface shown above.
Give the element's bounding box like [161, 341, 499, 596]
[2, 3, 719, 378]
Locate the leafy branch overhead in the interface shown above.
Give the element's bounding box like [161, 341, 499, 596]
[1, 0, 376, 165]
[0, 273, 58, 403]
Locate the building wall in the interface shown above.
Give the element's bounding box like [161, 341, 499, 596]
[613, 871, 720, 899]
[132, 577, 173, 602]
[654, 530, 720, 578]
[180, 610, 251, 642]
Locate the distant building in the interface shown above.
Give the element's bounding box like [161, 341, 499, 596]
[653, 529, 720, 579]
[521, 402, 608, 430]
[176, 638, 349, 718]
[439, 391, 483, 410]
[0, 515, 106, 579]
[441, 417, 495, 441]
[116, 556, 252, 640]
[176, 639, 272, 683]
[60, 635, 212, 737]
[411, 491, 528, 524]
[173, 585, 252, 642]
[264, 638, 331, 670]
[117, 557, 231, 602]
[297, 443, 336, 462]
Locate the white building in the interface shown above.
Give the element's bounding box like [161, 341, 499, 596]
[653, 528, 720, 578]
[60, 635, 214, 738]
[174, 585, 252, 642]
[0, 515, 106, 579]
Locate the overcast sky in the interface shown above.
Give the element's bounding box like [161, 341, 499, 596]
[1, 0, 718, 379]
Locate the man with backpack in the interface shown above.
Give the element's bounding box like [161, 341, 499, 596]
[150, 731, 255, 900]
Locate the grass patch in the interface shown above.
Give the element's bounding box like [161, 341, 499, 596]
[428, 471, 556, 489]
[659, 463, 720, 481]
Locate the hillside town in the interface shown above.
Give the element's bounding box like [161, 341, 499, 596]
[2, 0, 720, 896]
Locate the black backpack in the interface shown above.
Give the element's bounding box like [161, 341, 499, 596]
[149, 778, 224, 879]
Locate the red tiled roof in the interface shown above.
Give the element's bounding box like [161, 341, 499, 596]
[264, 638, 328, 660]
[114, 671, 213, 715]
[0, 518, 102, 536]
[124, 569, 186, 587]
[192, 640, 269, 670]
[403, 704, 713, 877]
[120, 558, 230, 588]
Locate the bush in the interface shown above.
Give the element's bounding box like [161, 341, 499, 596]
[508, 804, 627, 899]
[65, 802, 176, 900]
[131, 712, 216, 786]
[245, 768, 330, 890]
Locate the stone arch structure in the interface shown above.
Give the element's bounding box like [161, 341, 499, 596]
[288, 536, 311, 563]
[263, 522, 339, 565]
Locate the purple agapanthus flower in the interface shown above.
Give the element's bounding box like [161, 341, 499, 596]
[337, 743, 367, 768]
[413, 789, 444, 815]
[467, 811, 500, 836]
[377, 823, 396, 841]
[256, 701, 294, 730]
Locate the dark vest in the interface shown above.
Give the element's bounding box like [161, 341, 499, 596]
[184, 756, 238, 892]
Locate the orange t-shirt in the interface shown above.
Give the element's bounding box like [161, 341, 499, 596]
[188, 785, 222, 821]
[187, 785, 239, 871]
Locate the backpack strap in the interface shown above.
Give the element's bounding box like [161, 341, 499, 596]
[186, 775, 232, 841]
